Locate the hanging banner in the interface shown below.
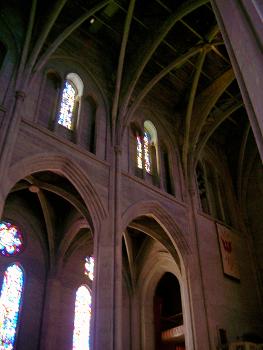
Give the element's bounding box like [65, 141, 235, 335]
[217, 223, 240, 280]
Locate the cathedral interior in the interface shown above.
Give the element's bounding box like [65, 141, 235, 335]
[0, 0, 262, 349]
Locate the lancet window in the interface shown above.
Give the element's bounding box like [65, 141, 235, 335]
[72, 256, 94, 350]
[58, 80, 77, 129]
[57, 73, 83, 131]
[136, 120, 158, 176]
[0, 263, 24, 350]
[137, 130, 152, 173]
[72, 285, 92, 350]
[137, 135, 143, 170]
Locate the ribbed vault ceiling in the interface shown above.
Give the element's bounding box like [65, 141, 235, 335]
[3, 0, 252, 187]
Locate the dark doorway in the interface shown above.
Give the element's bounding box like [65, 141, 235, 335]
[154, 273, 185, 350]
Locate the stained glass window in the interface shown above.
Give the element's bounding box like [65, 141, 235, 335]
[84, 256, 94, 281]
[137, 132, 151, 172]
[72, 286, 91, 350]
[58, 80, 76, 129]
[0, 264, 24, 350]
[144, 130, 151, 173]
[136, 136, 143, 169]
[0, 221, 23, 257]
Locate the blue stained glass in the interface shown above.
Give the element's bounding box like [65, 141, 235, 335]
[72, 286, 91, 350]
[0, 221, 23, 257]
[0, 264, 24, 350]
[58, 80, 76, 129]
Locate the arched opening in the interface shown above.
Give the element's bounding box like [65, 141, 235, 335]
[57, 72, 83, 132]
[1, 167, 97, 349]
[121, 211, 191, 350]
[154, 273, 184, 350]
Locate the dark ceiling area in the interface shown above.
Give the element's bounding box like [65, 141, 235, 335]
[46, 0, 248, 179]
[3, 0, 256, 191]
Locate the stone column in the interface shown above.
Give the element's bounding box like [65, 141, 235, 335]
[186, 187, 212, 350]
[130, 292, 141, 350]
[211, 0, 263, 159]
[92, 145, 123, 350]
[39, 277, 62, 350]
[92, 219, 115, 350]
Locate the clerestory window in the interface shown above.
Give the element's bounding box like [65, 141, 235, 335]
[136, 120, 158, 176]
[58, 80, 77, 129]
[58, 73, 83, 131]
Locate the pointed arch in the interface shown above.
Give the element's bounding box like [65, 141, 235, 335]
[121, 200, 190, 263]
[138, 253, 194, 350]
[6, 153, 107, 234]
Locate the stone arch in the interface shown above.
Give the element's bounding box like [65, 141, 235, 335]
[56, 217, 90, 275]
[121, 201, 193, 350]
[4, 153, 107, 236]
[138, 252, 194, 350]
[121, 200, 190, 264]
